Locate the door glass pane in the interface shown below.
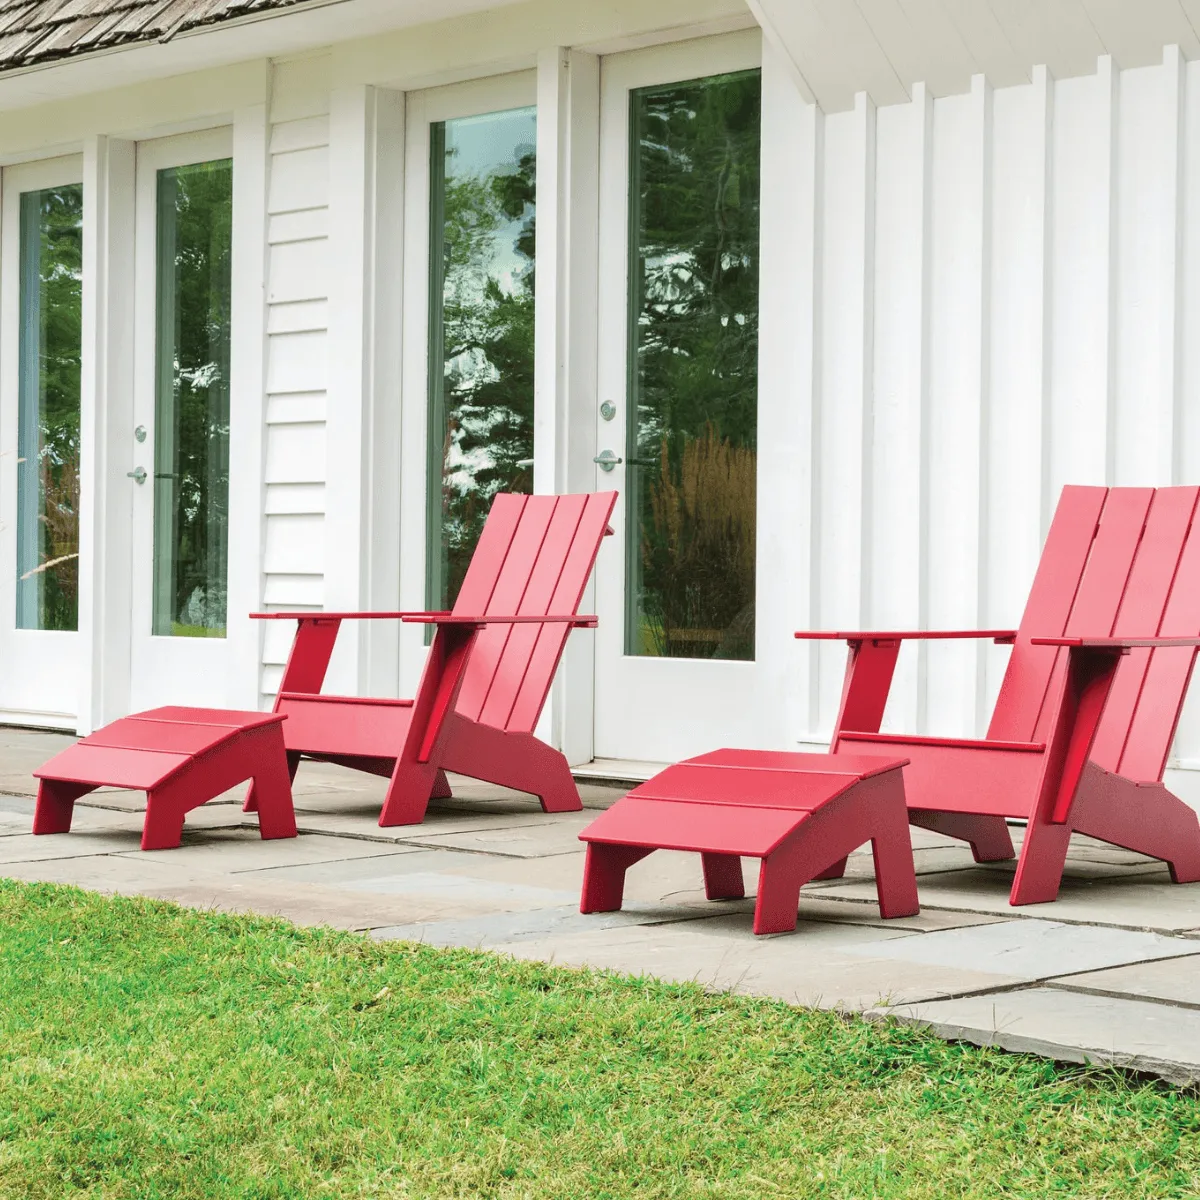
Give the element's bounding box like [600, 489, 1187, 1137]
[427, 106, 536, 611]
[626, 70, 761, 660]
[152, 159, 232, 638]
[17, 185, 83, 632]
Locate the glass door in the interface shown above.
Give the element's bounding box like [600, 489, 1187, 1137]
[0, 157, 84, 728]
[593, 34, 766, 763]
[400, 73, 537, 686]
[129, 130, 235, 710]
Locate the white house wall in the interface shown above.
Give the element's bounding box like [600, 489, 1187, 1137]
[787, 48, 1200, 789]
[260, 54, 333, 700]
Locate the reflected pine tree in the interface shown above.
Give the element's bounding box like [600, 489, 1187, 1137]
[18, 186, 82, 632]
[153, 160, 232, 637]
[629, 70, 761, 660]
[430, 114, 536, 610]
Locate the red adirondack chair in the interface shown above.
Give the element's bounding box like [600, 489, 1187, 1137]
[797, 485, 1200, 905]
[253, 491, 616, 827]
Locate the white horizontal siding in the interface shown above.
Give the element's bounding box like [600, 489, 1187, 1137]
[799, 50, 1200, 777]
[260, 55, 331, 702]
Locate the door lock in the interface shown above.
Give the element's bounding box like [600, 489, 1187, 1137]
[134, 425, 147, 443]
[127, 466, 147, 485]
[593, 450, 623, 472]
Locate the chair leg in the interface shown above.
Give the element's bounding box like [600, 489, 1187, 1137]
[580, 844, 653, 913]
[910, 810, 1015, 862]
[701, 852, 745, 900]
[431, 769, 453, 800]
[379, 760, 441, 827]
[1008, 813, 1073, 905]
[33, 779, 96, 835]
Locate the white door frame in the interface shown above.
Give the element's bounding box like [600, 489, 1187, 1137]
[0, 154, 85, 729]
[592, 29, 774, 764]
[397, 70, 538, 697]
[128, 126, 243, 712]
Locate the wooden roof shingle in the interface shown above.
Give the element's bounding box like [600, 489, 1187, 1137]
[0, 0, 310, 71]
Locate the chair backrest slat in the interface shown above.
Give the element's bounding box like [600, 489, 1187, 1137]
[476, 495, 588, 728]
[1116, 488, 1200, 779]
[451, 492, 617, 731]
[507, 492, 616, 732]
[1090, 487, 1198, 772]
[453, 493, 528, 616]
[989, 484, 1200, 785]
[454, 497, 557, 722]
[987, 486, 1108, 742]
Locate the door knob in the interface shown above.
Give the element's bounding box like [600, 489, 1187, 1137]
[593, 450, 623, 472]
[127, 466, 147, 484]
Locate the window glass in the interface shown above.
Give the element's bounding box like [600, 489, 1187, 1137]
[427, 107, 536, 611]
[152, 159, 232, 638]
[626, 70, 761, 660]
[17, 184, 83, 633]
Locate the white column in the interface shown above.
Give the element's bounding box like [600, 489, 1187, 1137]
[324, 80, 405, 696]
[77, 135, 135, 734]
[534, 46, 601, 766]
[227, 97, 271, 709]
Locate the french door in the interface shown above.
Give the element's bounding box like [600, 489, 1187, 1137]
[399, 72, 538, 693]
[0, 156, 85, 727]
[592, 33, 768, 763]
[128, 130, 236, 710]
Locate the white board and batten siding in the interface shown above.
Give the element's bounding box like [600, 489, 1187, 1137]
[767, 44, 1200, 794]
[261, 54, 332, 702]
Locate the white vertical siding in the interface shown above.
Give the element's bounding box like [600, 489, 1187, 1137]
[799, 49, 1200, 778]
[261, 54, 331, 699]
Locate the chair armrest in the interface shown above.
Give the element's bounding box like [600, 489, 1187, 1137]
[795, 629, 1017, 644]
[250, 611, 451, 621]
[401, 613, 598, 628]
[1032, 636, 1200, 650]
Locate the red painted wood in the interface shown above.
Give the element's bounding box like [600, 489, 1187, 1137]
[33, 709, 296, 850]
[276, 695, 413, 760]
[820, 485, 1200, 907]
[267, 490, 614, 826]
[579, 754, 917, 934]
[834, 639, 900, 735]
[795, 630, 1016, 641]
[987, 485, 1108, 742]
[630, 763, 856, 810]
[507, 492, 617, 732]
[252, 611, 450, 621]
[455, 499, 557, 723]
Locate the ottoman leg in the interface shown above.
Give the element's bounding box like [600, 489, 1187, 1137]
[753, 851, 803, 934]
[580, 844, 653, 913]
[33, 779, 96, 835]
[142, 786, 187, 851]
[250, 732, 298, 841]
[870, 778, 920, 919]
[701, 853, 745, 901]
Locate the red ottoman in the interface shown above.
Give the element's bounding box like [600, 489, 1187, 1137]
[579, 750, 918, 934]
[33, 707, 297, 851]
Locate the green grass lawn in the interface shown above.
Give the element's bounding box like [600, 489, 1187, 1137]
[1, 881, 1198, 1198]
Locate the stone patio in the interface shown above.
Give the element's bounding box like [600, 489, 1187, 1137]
[5, 724, 1200, 1084]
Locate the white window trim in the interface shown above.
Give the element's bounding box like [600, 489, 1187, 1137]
[0, 154, 86, 729]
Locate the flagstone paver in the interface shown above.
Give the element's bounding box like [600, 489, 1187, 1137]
[874, 988, 1200, 1085]
[5, 735, 1200, 1084]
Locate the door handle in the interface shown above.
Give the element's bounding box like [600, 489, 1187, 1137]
[127, 466, 147, 485]
[593, 450, 623, 472]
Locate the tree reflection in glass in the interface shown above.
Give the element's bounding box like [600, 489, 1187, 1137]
[152, 159, 232, 638]
[427, 107, 536, 611]
[626, 70, 761, 660]
[17, 185, 83, 632]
